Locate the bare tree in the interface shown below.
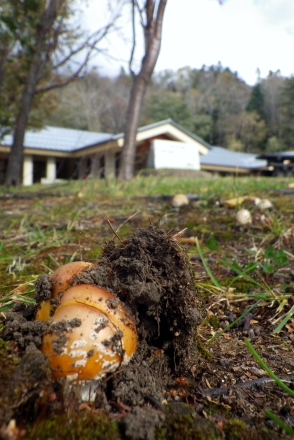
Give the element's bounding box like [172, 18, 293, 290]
[118, 0, 167, 181]
[4, 0, 122, 186]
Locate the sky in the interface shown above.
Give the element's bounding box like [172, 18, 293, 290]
[82, 0, 294, 86]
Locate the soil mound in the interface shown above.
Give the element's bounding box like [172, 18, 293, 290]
[71, 226, 202, 407]
[0, 226, 203, 434]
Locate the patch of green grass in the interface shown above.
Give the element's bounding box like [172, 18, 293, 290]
[0, 175, 292, 200]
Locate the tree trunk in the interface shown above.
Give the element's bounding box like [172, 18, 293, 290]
[118, 71, 150, 180]
[4, 0, 118, 186]
[5, 57, 41, 185]
[118, 0, 167, 181]
[6, 86, 35, 185]
[5, 0, 60, 186]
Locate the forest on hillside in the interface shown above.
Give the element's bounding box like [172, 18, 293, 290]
[42, 64, 294, 154]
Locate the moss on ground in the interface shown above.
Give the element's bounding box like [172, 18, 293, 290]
[205, 315, 220, 330]
[213, 229, 236, 242]
[196, 338, 213, 361]
[156, 403, 222, 440]
[223, 419, 282, 440]
[23, 412, 120, 440]
[22, 402, 281, 440]
[220, 277, 257, 292]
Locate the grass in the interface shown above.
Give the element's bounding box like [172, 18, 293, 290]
[193, 211, 294, 436]
[196, 237, 221, 289]
[1, 174, 294, 298]
[195, 233, 294, 435]
[245, 338, 294, 436]
[1, 174, 293, 199]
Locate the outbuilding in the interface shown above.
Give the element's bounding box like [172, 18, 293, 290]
[257, 152, 294, 177]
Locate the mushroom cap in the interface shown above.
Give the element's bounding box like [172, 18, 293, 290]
[257, 199, 273, 210]
[36, 261, 94, 322]
[171, 194, 189, 208]
[41, 284, 137, 381]
[51, 261, 94, 297]
[236, 209, 252, 225]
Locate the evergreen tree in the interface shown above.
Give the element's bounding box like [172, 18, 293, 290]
[246, 83, 266, 120]
[279, 77, 294, 149]
[142, 92, 194, 132]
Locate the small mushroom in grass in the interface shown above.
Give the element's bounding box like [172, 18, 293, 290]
[171, 194, 189, 208]
[36, 261, 94, 321]
[256, 199, 273, 210]
[236, 208, 252, 225]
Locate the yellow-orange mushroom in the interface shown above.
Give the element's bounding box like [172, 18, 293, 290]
[36, 261, 94, 322]
[39, 284, 137, 381]
[51, 261, 94, 298]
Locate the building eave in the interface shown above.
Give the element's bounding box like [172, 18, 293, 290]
[200, 164, 259, 174]
[112, 122, 210, 155]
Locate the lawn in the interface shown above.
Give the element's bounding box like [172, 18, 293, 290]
[0, 174, 294, 439]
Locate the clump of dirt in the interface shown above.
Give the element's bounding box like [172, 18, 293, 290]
[72, 226, 203, 410]
[119, 406, 165, 440]
[2, 306, 48, 352]
[76, 226, 203, 375]
[34, 274, 53, 303]
[0, 343, 52, 427]
[0, 226, 203, 435]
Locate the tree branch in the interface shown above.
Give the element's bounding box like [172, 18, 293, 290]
[35, 44, 96, 94]
[128, 0, 136, 76]
[37, 19, 117, 83]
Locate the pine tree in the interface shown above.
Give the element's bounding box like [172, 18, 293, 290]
[279, 77, 294, 149]
[246, 83, 266, 120]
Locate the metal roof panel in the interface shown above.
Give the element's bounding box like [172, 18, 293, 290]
[1, 120, 211, 153]
[200, 146, 267, 169]
[1, 126, 113, 152]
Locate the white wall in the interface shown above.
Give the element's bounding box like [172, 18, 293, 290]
[147, 140, 200, 170]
